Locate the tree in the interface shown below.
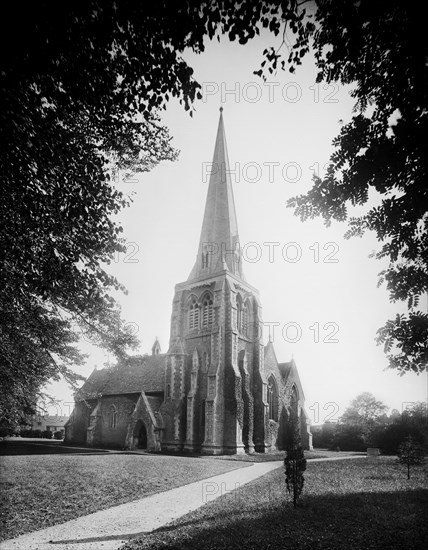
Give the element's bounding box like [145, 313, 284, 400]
[389, 409, 401, 424]
[282, 1, 428, 374]
[375, 423, 425, 455]
[3, 0, 425, 422]
[0, 0, 314, 428]
[312, 421, 336, 449]
[329, 423, 366, 452]
[0, 2, 187, 426]
[354, 401, 428, 454]
[401, 402, 428, 427]
[284, 408, 307, 507]
[332, 392, 388, 450]
[397, 436, 424, 479]
[341, 392, 388, 427]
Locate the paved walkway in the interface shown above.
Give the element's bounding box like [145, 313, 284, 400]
[1, 455, 373, 550]
[1, 461, 282, 550]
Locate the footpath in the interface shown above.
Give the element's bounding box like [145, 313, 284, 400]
[0, 460, 282, 550]
[1, 455, 370, 550]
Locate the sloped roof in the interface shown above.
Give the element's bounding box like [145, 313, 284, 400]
[279, 359, 306, 401]
[76, 368, 110, 400]
[264, 341, 294, 384]
[76, 354, 166, 400]
[278, 361, 293, 382]
[263, 340, 278, 372]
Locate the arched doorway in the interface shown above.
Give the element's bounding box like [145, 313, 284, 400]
[133, 420, 148, 449]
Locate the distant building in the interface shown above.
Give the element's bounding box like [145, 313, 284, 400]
[32, 415, 69, 434]
[65, 110, 312, 454]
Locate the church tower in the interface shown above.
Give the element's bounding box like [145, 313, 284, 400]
[160, 109, 269, 454]
[65, 110, 312, 453]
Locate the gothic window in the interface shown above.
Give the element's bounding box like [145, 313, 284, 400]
[237, 295, 243, 333]
[242, 300, 249, 336]
[202, 294, 213, 328]
[188, 298, 200, 330]
[109, 405, 117, 429]
[166, 384, 171, 398]
[267, 376, 278, 422]
[236, 296, 250, 336]
[291, 385, 299, 417]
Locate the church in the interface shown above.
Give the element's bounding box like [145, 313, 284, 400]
[65, 109, 313, 454]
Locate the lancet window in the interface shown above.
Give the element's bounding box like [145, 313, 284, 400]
[237, 296, 249, 335]
[188, 298, 200, 330]
[109, 405, 117, 429]
[267, 375, 278, 422]
[202, 295, 214, 328]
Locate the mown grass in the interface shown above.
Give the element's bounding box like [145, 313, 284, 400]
[0, 449, 247, 541]
[207, 449, 363, 462]
[123, 458, 428, 550]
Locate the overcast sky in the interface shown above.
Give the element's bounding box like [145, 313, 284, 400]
[47, 30, 427, 423]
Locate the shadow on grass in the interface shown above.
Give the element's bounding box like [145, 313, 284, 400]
[0, 439, 111, 456]
[0, 440, 278, 459]
[123, 489, 428, 550]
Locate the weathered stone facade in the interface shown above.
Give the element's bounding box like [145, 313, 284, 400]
[65, 110, 312, 453]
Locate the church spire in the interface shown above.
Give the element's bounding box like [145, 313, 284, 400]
[188, 108, 244, 280]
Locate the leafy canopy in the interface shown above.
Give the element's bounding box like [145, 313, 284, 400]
[0, 0, 317, 426]
[0, 1, 201, 424]
[2, 0, 426, 426]
[283, 1, 428, 373]
[340, 392, 388, 427]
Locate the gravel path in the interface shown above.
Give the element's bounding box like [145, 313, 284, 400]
[1, 461, 282, 550]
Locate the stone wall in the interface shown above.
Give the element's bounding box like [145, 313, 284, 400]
[64, 400, 94, 444]
[95, 395, 138, 448]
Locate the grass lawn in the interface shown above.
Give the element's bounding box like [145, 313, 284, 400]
[123, 458, 428, 550]
[0, 448, 247, 541]
[207, 449, 364, 462]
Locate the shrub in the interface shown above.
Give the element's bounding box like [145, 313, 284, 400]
[0, 426, 12, 438]
[374, 424, 425, 454]
[397, 435, 424, 479]
[312, 422, 337, 449]
[53, 430, 64, 440]
[284, 409, 306, 507]
[32, 429, 43, 438]
[330, 424, 366, 451]
[42, 430, 53, 439]
[284, 447, 306, 507]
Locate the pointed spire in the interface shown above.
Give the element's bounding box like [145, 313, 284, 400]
[188, 108, 244, 280]
[151, 337, 161, 355]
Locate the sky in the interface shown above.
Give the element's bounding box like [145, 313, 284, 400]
[45, 30, 427, 424]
